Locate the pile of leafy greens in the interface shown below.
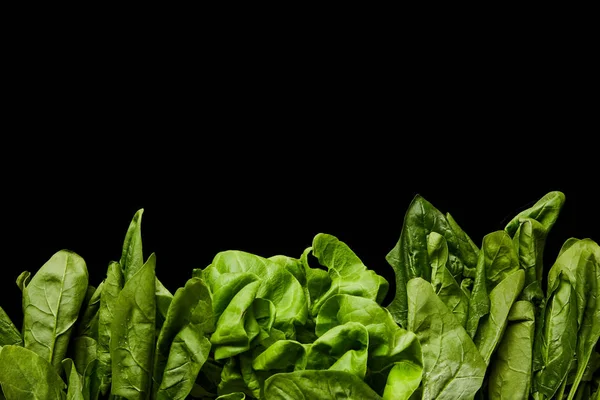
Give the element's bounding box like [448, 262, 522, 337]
[0, 191, 599, 399]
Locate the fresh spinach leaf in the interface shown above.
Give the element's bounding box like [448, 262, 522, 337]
[263, 370, 382, 399]
[386, 195, 458, 328]
[505, 191, 565, 236]
[473, 269, 525, 365]
[153, 277, 210, 393]
[63, 358, 85, 400]
[97, 261, 124, 396]
[408, 277, 486, 400]
[0, 307, 21, 347]
[111, 253, 157, 400]
[534, 273, 578, 398]
[487, 300, 535, 399]
[156, 325, 212, 400]
[120, 208, 144, 282]
[428, 232, 470, 327]
[0, 344, 66, 399]
[22, 250, 89, 369]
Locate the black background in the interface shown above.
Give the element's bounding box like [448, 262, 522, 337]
[2, 140, 597, 330]
[1, 24, 597, 330]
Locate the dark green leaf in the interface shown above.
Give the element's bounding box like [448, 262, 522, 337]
[487, 300, 535, 399]
[534, 274, 578, 398]
[111, 253, 157, 400]
[474, 269, 525, 365]
[386, 195, 458, 328]
[97, 261, 123, 396]
[505, 191, 565, 236]
[263, 370, 382, 399]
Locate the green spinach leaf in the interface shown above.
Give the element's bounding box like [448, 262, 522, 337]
[263, 370, 382, 399]
[111, 253, 157, 400]
[22, 250, 89, 368]
[97, 261, 124, 396]
[487, 300, 535, 399]
[0, 345, 66, 399]
[408, 277, 486, 400]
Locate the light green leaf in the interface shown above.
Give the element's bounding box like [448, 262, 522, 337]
[408, 277, 486, 400]
[156, 325, 212, 400]
[120, 208, 144, 282]
[382, 361, 422, 400]
[305, 322, 369, 379]
[22, 250, 89, 368]
[311, 233, 389, 316]
[0, 345, 66, 400]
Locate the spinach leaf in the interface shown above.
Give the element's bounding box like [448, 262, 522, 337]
[153, 277, 210, 393]
[534, 273, 578, 398]
[74, 284, 102, 339]
[487, 300, 535, 399]
[567, 239, 600, 400]
[386, 195, 458, 328]
[382, 361, 422, 400]
[505, 191, 565, 236]
[0, 307, 21, 347]
[0, 344, 66, 399]
[216, 393, 246, 399]
[263, 370, 382, 399]
[72, 336, 99, 400]
[428, 232, 470, 327]
[408, 277, 486, 400]
[155, 278, 173, 334]
[111, 253, 157, 400]
[97, 261, 124, 396]
[22, 250, 89, 369]
[156, 325, 212, 400]
[446, 212, 480, 275]
[466, 231, 519, 339]
[155, 277, 214, 400]
[473, 269, 525, 365]
[63, 358, 85, 400]
[512, 218, 548, 302]
[120, 208, 144, 281]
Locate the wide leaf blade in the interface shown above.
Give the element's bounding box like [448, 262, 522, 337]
[22, 250, 89, 368]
